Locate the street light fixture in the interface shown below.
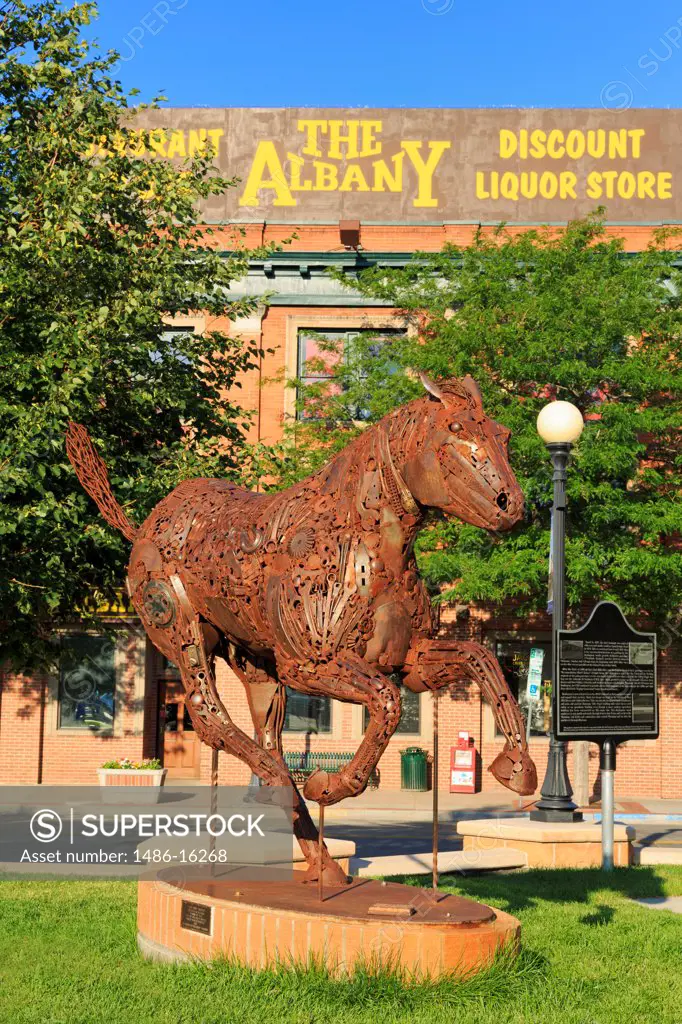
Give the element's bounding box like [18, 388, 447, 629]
[536, 401, 585, 445]
[530, 400, 584, 823]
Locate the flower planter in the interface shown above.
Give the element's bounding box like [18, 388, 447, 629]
[98, 768, 167, 805]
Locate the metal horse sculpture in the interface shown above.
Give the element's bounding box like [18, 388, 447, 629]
[67, 374, 537, 886]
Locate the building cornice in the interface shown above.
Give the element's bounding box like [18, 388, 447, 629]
[225, 251, 417, 276]
[221, 247, 682, 307]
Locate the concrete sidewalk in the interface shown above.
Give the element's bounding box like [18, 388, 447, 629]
[317, 789, 529, 819]
[314, 789, 682, 820]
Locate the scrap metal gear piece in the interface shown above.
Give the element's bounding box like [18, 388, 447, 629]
[141, 579, 175, 627]
[288, 527, 316, 558]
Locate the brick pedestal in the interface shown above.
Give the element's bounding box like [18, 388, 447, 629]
[137, 876, 520, 978]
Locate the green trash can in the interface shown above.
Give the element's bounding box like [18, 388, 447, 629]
[400, 747, 428, 791]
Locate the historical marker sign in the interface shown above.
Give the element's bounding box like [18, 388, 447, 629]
[555, 601, 658, 742]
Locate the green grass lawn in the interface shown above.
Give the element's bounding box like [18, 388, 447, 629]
[1, 867, 681, 1024]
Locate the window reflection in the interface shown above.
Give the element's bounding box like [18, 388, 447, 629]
[283, 690, 331, 733]
[494, 639, 551, 737]
[363, 684, 421, 735]
[58, 635, 116, 731]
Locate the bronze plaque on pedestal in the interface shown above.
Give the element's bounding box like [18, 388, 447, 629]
[180, 900, 212, 935]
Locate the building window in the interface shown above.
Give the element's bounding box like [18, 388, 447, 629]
[283, 689, 332, 733]
[364, 684, 421, 735]
[297, 328, 405, 421]
[494, 638, 551, 737]
[297, 329, 344, 420]
[58, 635, 116, 731]
[152, 327, 195, 365]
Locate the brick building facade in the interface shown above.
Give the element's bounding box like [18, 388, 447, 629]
[2, 109, 680, 799]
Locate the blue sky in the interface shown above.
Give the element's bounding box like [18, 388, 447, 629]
[85, 0, 682, 109]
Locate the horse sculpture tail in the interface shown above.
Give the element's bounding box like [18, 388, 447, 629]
[66, 422, 138, 542]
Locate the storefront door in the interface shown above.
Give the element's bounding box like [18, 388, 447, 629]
[161, 678, 202, 779]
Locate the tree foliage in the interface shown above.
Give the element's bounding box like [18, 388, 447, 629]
[0, 1, 267, 666]
[277, 214, 682, 627]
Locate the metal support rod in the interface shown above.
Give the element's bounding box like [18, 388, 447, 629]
[211, 748, 219, 804]
[318, 803, 325, 903]
[531, 442, 582, 823]
[600, 740, 616, 871]
[432, 690, 439, 894]
[525, 701, 533, 745]
[210, 748, 219, 878]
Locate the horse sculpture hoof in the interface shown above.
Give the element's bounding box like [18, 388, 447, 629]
[489, 747, 537, 796]
[303, 769, 356, 806]
[302, 856, 350, 887]
[303, 768, 332, 803]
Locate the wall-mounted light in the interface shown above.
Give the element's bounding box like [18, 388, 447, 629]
[339, 219, 361, 249]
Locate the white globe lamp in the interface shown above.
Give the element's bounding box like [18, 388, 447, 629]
[536, 401, 584, 445]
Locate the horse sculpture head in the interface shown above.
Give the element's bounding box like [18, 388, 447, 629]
[399, 374, 524, 531]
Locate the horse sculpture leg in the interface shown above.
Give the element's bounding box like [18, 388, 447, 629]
[276, 651, 402, 807]
[229, 651, 348, 886]
[402, 638, 537, 795]
[165, 608, 347, 885]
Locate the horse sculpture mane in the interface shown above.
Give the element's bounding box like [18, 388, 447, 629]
[67, 374, 537, 886]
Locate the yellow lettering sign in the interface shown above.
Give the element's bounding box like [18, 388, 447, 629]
[235, 122, 451, 208]
[239, 141, 296, 207]
[372, 153, 404, 193]
[314, 161, 338, 190]
[340, 164, 370, 192]
[499, 128, 647, 161]
[298, 119, 327, 157]
[400, 141, 452, 207]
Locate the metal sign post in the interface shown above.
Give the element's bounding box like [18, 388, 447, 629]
[600, 740, 616, 871]
[209, 748, 219, 880]
[432, 690, 439, 895]
[318, 803, 325, 903]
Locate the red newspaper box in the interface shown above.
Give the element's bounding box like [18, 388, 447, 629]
[450, 731, 477, 793]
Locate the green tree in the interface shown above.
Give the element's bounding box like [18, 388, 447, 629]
[279, 214, 682, 627]
[0, 0, 268, 666]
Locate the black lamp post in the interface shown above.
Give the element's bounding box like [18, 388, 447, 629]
[530, 401, 584, 824]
